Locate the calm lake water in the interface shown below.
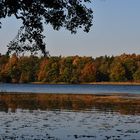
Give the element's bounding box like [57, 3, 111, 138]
[0, 94, 140, 140]
[0, 83, 140, 94]
[0, 84, 140, 139]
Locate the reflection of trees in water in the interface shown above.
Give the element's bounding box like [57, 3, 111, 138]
[0, 94, 140, 115]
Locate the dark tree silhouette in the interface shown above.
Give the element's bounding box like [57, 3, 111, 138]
[0, 0, 93, 56]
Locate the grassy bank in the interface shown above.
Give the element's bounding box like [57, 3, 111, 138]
[89, 82, 140, 85]
[31, 81, 140, 85]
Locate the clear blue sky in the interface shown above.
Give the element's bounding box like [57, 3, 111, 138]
[0, 0, 140, 57]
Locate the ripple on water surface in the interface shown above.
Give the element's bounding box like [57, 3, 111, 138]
[0, 109, 140, 140]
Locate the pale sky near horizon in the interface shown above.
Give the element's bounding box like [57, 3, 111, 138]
[0, 0, 140, 57]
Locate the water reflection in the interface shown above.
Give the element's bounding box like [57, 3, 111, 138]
[0, 94, 140, 140]
[0, 94, 140, 115]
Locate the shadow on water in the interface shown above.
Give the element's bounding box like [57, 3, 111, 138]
[0, 93, 140, 115]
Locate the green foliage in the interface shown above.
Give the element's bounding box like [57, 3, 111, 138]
[110, 62, 126, 82]
[45, 57, 60, 82]
[95, 56, 114, 82]
[133, 69, 140, 81]
[18, 56, 39, 83]
[59, 57, 74, 83]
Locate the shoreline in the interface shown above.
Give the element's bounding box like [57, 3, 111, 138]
[30, 82, 140, 85]
[1, 82, 140, 85]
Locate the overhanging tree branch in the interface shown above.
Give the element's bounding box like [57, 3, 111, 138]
[0, 0, 93, 56]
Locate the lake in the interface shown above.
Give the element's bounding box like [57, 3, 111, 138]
[0, 84, 140, 139]
[0, 94, 140, 140]
[0, 83, 140, 94]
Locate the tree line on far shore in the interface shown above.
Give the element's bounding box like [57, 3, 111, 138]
[0, 53, 140, 83]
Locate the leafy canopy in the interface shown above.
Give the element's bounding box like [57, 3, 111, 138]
[0, 0, 93, 56]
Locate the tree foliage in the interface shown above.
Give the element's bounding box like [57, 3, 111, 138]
[0, 53, 140, 83]
[0, 0, 93, 56]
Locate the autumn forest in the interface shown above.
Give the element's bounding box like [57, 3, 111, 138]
[0, 53, 140, 83]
